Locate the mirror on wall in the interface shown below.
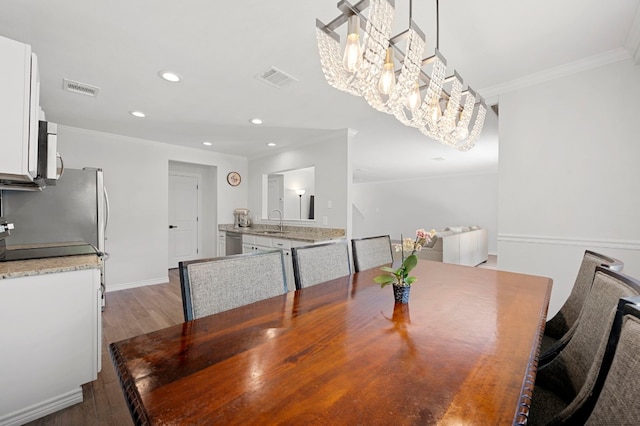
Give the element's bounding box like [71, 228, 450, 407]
[263, 166, 315, 221]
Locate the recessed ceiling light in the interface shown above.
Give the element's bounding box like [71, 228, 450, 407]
[266, 142, 276, 147]
[250, 118, 263, 125]
[202, 141, 212, 146]
[158, 71, 182, 82]
[432, 157, 446, 161]
[130, 111, 146, 118]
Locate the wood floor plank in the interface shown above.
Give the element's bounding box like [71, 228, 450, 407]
[24, 269, 183, 425]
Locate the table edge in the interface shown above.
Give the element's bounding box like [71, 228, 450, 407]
[513, 278, 552, 425]
[109, 342, 151, 426]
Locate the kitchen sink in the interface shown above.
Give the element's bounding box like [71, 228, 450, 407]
[258, 230, 290, 235]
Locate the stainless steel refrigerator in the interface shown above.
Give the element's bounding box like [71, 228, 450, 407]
[1, 167, 109, 306]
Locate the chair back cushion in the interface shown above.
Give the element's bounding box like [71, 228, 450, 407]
[545, 251, 624, 340]
[352, 235, 392, 272]
[180, 250, 287, 321]
[533, 267, 639, 424]
[292, 241, 351, 290]
[586, 303, 640, 424]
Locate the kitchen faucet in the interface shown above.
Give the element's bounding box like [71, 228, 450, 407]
[269, 209, 283, 232]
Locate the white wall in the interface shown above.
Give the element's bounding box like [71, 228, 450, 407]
[58, 126, 247, 291]
[248, 129, 352, 232]
[352, 172, 499, 254]
[498, 58, 640, 316]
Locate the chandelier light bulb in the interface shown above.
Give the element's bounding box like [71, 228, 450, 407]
[343, 15, 362, 73]
[405, 83, 421, 111]
[456, 126, 470, 141]
[429, 100, 442, 124]
[377, 48, 396, 95]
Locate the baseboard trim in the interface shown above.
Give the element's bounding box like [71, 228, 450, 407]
[107, 276, 169, 292]
[498, 234, 640, 251]
[0, 387, 83, 426]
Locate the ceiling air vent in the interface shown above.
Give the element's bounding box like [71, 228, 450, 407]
[255, 67, 299, 89]
[63, 78, 100, 97]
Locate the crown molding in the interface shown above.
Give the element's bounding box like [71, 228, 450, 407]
[479, 48, 632, 106]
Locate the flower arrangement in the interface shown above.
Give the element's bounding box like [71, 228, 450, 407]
[374, 229, 436, 288]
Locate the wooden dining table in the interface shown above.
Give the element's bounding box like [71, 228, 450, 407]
[110, 260, 552, 425]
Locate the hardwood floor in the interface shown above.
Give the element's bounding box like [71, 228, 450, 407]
[25, 269, 183, 426]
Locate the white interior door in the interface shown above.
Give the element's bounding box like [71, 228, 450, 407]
[168, 174, 199, 268]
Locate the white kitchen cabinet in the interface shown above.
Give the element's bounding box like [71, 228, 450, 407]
[242, 234, 272, 254]
[0, 267, 101, 425]
[218, 232, 226, 257]
[0, 35, 40, 183]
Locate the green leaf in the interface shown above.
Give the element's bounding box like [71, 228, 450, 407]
[379, 266, 396, 273]
[405, 276, 417, 285]
[374, 275, 396, 284]
[403, 254, 418, 274]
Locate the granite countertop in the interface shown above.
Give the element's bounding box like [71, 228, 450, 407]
[219, 224, 345, 243]
[0, 254, 102, 280]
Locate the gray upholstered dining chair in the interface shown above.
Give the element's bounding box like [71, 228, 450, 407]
[527, 267, 640, 425]
[539, 250, 624, 364]
[179, 250, 287, 321]
[351, 235, 393, 273]
[585, 298, 640, 425]
[291, 241, 351, 290]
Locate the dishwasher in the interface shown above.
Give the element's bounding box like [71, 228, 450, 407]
[225, 232, 243, 255]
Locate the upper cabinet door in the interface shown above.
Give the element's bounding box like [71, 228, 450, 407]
[0, 35, 39, 183]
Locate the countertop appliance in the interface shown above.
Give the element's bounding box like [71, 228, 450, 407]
[1, 167, 109, 305]
[233, 208, 250, 228]
[226, 231, 243, 255]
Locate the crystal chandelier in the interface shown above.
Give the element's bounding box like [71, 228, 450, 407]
[316, 0, 487, 151]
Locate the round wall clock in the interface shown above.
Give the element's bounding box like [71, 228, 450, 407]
[227, 171, 241, 186]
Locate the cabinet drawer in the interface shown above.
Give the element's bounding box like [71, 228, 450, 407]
[271, 238, 291, 250]
[254, 235, 272, 247]
[243, 235, 256, 244]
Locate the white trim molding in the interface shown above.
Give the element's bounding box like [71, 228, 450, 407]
[498, 234, 640, 251]
[479, 48, 632, 105]
[0, 388, 83, 426]
[107, 276, 169, 292]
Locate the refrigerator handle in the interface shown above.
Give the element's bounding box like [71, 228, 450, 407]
[103, 187, 110, 234]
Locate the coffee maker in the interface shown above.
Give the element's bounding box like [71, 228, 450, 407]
[233, 208, 251, 228]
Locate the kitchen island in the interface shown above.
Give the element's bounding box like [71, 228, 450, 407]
[219, 224, 345, 291]
[0, 254, 102, 425]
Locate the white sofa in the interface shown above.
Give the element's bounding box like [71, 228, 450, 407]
[415, 226, 488, 267]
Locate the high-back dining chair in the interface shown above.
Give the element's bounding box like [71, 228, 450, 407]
[527, 267, 640, 425]
[179, 250, 287, 321]
[539, 250, 624, 363]
[351, 235, 393, 272]
[291, 241, 351, 290]
[585, 297, 640, 425]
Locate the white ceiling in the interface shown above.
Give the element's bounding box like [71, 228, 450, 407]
[1, 0, 639, 182]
